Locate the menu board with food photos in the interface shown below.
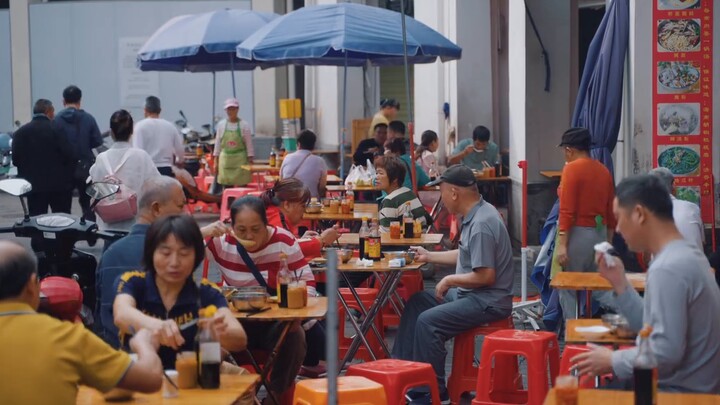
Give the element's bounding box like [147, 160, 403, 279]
[653, 0, 713, 222]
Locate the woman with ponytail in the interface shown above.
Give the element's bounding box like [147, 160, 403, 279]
[261, 178, 339, 258]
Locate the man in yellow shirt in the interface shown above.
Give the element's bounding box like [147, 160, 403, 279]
[0, 240, 163, 405]
[367, 98, 400, 137]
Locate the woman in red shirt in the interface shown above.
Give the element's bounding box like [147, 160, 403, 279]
[261, 178, 339, 257]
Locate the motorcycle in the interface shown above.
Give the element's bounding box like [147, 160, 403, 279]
[0, 132, 14, 179]
[175, 110, 213, 144]
[0, 179, 126, 324]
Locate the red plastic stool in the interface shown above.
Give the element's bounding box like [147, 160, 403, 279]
[204, 176, 215, 192]
[472, 330, 560, 405]
[219, 187, 256, 222]
[346, 359, 441, 405]
[382, 271, 424, 328]
[559, 345, 596, 388]
[447, 317, 516, 404]
[339, 288, 386, 361]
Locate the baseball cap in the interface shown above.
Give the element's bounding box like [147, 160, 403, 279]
[224, 98, 240, 109]
[426, 164, 477, 187]
[558, 127, 591, 149]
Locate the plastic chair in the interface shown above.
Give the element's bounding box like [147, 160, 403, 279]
[293, 376, 387, 405]
[219, 187, 256, 222]
[472, 330, 560, 405]
[447, 317, 516, 404]
[339, 288, 385, 361]
[346, 359, 440, 405]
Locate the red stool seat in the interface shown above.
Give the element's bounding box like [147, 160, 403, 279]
[346, 359, 441, 405]
[472, 330, 560, 405]
[559, 345, 595, 388]
[447, 317, 516, 404]
[219, 187, 256, 222]
[339, 288, 386, 361]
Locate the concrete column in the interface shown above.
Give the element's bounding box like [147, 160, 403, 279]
[251, 0, 287, 137]
[507, 0, 528, 242]
[10, 0, 32, 125]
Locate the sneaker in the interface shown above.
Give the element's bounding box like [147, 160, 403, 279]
[298, 364, 327, 378]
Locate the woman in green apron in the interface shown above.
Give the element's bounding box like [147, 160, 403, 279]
[213, 98, 254, 187]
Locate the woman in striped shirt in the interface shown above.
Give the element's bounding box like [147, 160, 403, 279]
[205, 196, 313, 399]
[375, 155, 432, 233]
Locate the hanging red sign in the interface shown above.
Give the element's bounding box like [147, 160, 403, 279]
[653, 0, 713, 223]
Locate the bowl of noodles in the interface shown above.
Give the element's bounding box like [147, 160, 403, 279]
[658, 19, 700, 52]
[658, 146, 700, 176]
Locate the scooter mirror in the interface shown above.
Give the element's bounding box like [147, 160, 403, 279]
[86, 182, 120, 201]
[0, 178, 32, 196]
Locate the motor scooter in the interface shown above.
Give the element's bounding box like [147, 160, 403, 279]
[0, 179, 126, 324]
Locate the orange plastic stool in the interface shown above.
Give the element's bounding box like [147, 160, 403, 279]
[346, 359, 441, 405]
[293, 376, 387, 405]
[339, 288, 386, 361]
[219, 187, 256, 222]
[447, 317, 516, 404]
[382, 271, 424, 328]
[472, 330, 560, 405]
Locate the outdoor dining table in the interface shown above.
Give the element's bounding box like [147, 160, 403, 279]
[565, 318, 635, 346]
[550, 272, 646, 319]
[241, 164, 280, 188]
[264, 174, 342, 184]
[232, 296, 327, 405]
[326, 184, 379, 192]
[543, 388, 720, 404]
[338, 232, 443, 246]
[76, 373, 261, 404]
[302, 202, 378, 228]
[312, 258, 423, 371]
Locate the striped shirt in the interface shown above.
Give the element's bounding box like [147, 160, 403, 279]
[379, 187, 430, 232]
[206, 226, 316, 296]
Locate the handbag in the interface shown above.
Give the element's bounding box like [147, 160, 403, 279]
[93, 150, 138, 223]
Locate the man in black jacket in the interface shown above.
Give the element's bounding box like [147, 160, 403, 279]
[12, 99, 75, 215]
[53, 85, 103, 221]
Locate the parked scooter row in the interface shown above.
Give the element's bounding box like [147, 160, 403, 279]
[0, 179, 127, 325]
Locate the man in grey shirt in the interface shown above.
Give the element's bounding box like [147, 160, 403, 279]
[572, 175, 720, 393]
[392, 165, 514, 404]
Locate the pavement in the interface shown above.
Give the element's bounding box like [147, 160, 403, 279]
[0, 191, 545, 404]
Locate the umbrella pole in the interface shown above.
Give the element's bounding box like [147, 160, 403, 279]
[212, 72, 216, 132]
[230, 54, 237, 98]
[340, 57, 348, 179]
[400, 0, 417, 193]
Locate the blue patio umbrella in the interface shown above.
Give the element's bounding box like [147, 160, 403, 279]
[237, 2, 461, 181]
[532, 0, 629, 325]
[137, 9, 279, 124]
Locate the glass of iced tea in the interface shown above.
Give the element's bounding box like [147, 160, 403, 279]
[175, 351, 198, 389]
[555, 375, 578, 405]
[390, 221, 401, 239]
[287, 282, 305, 309]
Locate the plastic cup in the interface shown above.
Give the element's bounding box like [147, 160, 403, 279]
[390, 222, 401, 239]
[175, 352, 198, 389]
[554, 375, 578, 405]
[163, 370, 179, 398]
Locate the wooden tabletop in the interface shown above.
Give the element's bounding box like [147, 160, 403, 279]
[326, 184, 379, 192]
[312, 258, 424, 272]
[264, 174, 342, 184]
[338, 233, 443, 246]
[240, 164, 280, 172]
[473, 174, 512, 182]
[76, 374, 260, 404]
[303, 203, 378, 221]
[565, 319, 636, 344]
[233, 296, 327, 321]
[543, 388, 720, 405]
[550, 272, 646, 291]
[540, 170, 563, 179]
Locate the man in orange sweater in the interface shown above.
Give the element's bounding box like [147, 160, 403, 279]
[555, 127, 616, 319]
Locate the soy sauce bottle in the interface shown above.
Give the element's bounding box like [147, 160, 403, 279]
[196, 306, 220, 389]
[277, 253, 292, 308]
[633, 325, 657, 405]
[359, 217, 370, 259]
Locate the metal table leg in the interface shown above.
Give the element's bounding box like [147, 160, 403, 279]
[339, 270, 403, 371]
[244, 321, 292, 405]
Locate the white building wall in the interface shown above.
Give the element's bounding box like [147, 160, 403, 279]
[26, 0, 253, 133]
[0, 10, 13, 131]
